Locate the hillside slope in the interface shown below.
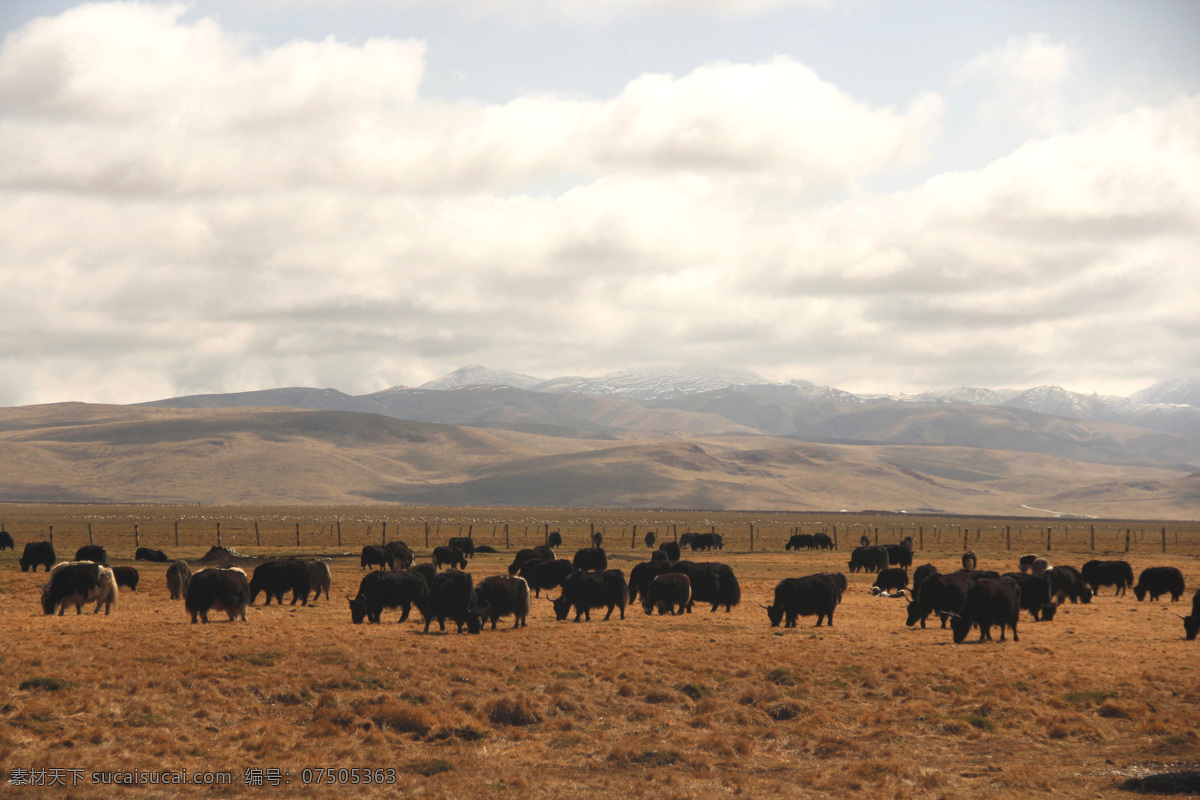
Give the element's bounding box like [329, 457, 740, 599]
[0, 404, 1192, 517]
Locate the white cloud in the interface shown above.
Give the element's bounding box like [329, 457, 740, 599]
[0, 3, 1196, 404]
[952, 34, 1078, 132]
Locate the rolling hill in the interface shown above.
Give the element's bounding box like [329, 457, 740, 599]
[0, 403, 1195, 517]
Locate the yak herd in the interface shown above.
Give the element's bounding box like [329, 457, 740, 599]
[4, 530, 1198, 642]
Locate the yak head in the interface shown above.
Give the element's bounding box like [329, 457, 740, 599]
[552, 595, 572, 621]
[1183, 614, 1199, 641]
[1134, 586, 1147, 602]
[904, 601, 924, 628]
[762, 603, 784, 628]
[347, 594, 369, 624]
[1039, 603, 1059, 622]
[949, 613, 972, 644]
[641, 596, 655, 616]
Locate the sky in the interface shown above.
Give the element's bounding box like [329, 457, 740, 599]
[1, 0, 1198, 406]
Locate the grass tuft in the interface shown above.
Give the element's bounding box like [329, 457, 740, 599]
[19, 677, 74, 692]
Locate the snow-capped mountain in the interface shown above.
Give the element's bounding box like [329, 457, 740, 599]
[534, 368, 777, 400]
[892, 387, 1023, 406]
[417, 365, 545, 391]
[1131, 378, 1200, 407]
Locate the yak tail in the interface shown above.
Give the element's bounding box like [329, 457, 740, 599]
[723, 569, 742, 608]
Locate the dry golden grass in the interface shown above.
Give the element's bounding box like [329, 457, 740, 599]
[0, 504, 1198, 798]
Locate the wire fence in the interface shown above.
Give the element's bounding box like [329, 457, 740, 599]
[2, 508, 1198, 560]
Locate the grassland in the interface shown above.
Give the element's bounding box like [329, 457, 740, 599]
[1, 505, 1198, 799]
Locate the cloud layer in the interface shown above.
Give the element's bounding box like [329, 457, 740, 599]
[0, 3, 1196, 405]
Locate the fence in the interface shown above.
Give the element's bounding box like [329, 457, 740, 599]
[2, 510, 1198, 559]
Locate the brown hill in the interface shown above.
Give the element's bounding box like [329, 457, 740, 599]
[0, 404, 1193, 518]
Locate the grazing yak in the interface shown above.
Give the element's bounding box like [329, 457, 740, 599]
[507, 546, 555, 575]
[1081, 560, 1135, 597]
[1047, 565, 1092, 604]
[813, 572, 848, 601]
[590, 531, 603, 548]
[425, 569, 482, 634]
[1134, 567, 1186, 602]
[669, 561, 741, 613]
[848, 545, 889, 574]
[906, 570, 971, 629]
[20, 541, 56, 573]
[1002, 572, 1058, 621]
[884, 544, 913, 569]
[307, 560, 332, 601]
[571, 547, 608, 573]
[73, 545, 107, 565]
[688, 533, 723, 551]
[409, 562, 437, 589]
[1182, 590, 1200, 640]
[628, 559, 676, 604]
[360, 545, 393, 571]
[643, 530, 656, 549]
[950, 577, 1021, 643]
[872, 567, 909, 594]
[554, 569, 629, 622]
[547, 531, 563, 548]
[474, 545, 499, 554]
[249, 559, 311, 606]
[1018, 554, 1044, 573]
[448, 537, 475, 559]
[515, 558, 574, 598]
[473, 575, 532, 629]
[41, 561, 119, 616]
[135, 547, 170, 563]
[348, 569, 429, 624]
[432, 545, 468, 571]
[786, 533, 815, 551]
[385, 541, 414, 570]
[185, 567, 251, 623]
[166, 560, 191, 600]
[812, 533, 835, 551]
[677, 533, 697, 550]
[912, 564, 938, 596]
[642, 573, 691, 616]
[764, 574, 841, 628]
[111, 566, 139, 592]
[0, 529, 12, 551]
[657, 541, 681, 562]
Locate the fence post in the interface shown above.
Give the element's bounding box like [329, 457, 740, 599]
[631, 524, 637, 548]
[216, 522, 222, 548]
[89, 522, 94, 545]
[505, 523, 510, 549]
[255, 521, 261, 547]
[296, 522, 301, 547]
[425, 522, 429, 548]
[49, 524, 54, 546]
[1005, 526, 1010, 550]
[962, 529, 968, 551]
[1046, 527, 1052, 552]
[1161, 527, 1167, 554]
[174, 520, 179, 547]
[337, 519, 342, 547]
[134, 523, 140, 549]
[1125, 529, 1131, 552]
[382, 521, 387, 545]
[749, 523, 754, 551]
[832, 524, 838, 549]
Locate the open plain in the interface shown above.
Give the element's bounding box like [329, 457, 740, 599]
[1, 505, 1198, 799]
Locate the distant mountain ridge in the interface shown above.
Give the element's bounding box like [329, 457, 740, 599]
[129, 367, 1200, 473]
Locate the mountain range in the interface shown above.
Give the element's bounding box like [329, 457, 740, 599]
[0, 368, 1197, 515]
